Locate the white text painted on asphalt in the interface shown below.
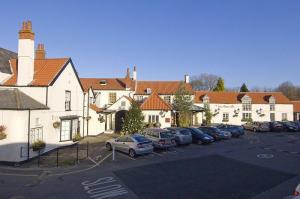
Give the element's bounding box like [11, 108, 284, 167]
[81, 177, 128, 199]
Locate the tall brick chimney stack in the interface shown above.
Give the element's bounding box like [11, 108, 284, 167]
[125, 67, 130, 79]
[133, 65, 137, 80]
[17, 20, 35, 85]
[35, 43, 46, 59]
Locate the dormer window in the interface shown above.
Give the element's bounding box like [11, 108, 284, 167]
[242, 95, 252, 111]
[269, 96, 275, 111]
[203, 95, 210, 109]
[99, 80, 107, 85]
[146, 88, 152, 94]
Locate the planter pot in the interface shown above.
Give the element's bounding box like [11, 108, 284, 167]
[53, 122, 61, 128]
[0, 133, 7, 140]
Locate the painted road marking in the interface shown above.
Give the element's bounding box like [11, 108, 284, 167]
[88, 157, 98, 164]
[257, 154, 274, 159]
[81, 176, 128, 199]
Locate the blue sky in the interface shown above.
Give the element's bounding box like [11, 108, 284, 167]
[1, 0, 300, 88]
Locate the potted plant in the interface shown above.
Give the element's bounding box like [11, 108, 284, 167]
[72, 132, 82, 142]
[154, 122, 161, 128]
[0, 125, 7, 140]
[32, 140, 46, 151]
[53, 121, 60, 128]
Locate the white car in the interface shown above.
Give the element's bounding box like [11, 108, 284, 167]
[293, 184, 300, 198]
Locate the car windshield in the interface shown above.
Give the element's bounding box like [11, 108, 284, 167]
[160, 131, 174, 138]
[180, 130, 191, 135]
[191, 128, 205, 135]
[133, 136, 149, 143]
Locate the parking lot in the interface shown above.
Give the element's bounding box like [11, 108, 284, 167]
[1, 131, 300, 199]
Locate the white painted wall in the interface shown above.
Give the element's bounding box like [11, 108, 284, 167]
[88, 109, 105, 136]
[0, 72, 11, 84]
[17, 39, 34, 85]
[94, 90, 133, 108]
[195, 103, 294, 125]
[142, 110, 172, 128]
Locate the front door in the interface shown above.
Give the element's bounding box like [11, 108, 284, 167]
[270, 113, 275, 122]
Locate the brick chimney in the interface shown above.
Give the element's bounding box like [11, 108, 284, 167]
[17, 20, 35, 85]
[35, 43, 46, 59]
[125, 67, 130, 79]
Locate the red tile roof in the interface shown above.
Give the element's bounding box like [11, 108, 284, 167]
[292, 101, 300, 112]
[194, 91, 291, 104]
[80, 78, 135, 92]
[136, 81, 193, 95]
[90, 104, 103, 113]
[140, 92, 172, 110]
[3, 58, 70, 86]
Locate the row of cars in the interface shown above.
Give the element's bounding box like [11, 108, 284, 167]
[243, 121, 300, 133]
[105, 125, 245, 158]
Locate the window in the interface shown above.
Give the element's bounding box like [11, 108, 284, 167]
[109, 92, 117, 104]
[270, 104, 275, 111]
[164, 96, 171, 104]
[242, 113, 252, 120]
[89, 97, 95, 104]
[136, 96, 144, 102]
[30, 127, 43, 144]
[148, 115, 159, 123]
[61, 120, 71, 141]
[121, 101, 126, 106]
[242, 102, 252, 111]
[222, 113, 229, 122]
[65, 91, 71, 111]
[282, 113, 287, 121]
[270, 113, 275, 121]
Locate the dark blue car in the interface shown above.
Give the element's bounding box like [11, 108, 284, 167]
[216, 124, 244, 137]
[186, 127, 214, 144]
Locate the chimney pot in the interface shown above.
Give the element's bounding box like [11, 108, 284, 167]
[35, 43, 46, 59]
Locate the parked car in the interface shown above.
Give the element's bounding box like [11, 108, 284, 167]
[142, 128, 176, 149]
[165, 127, 193, 145]
[199, 127, 231, 140]
[242, 121, 270, 132]
[292, 183, 300, 198]
[215, 124, 244, 137]
[294, 121, 300, 131]
[185, 127, 214, 144]
[268, 121, 285, 132]
[281, 121, 298, 132]
[105, 134, 153, 157]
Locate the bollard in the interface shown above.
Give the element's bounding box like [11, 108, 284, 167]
[38, 149, 41, 167]
[86, 142, 89, 157]
[112, 145, 115, 161]
[56, 149, 59, 167]
[76, 144, 79, 163]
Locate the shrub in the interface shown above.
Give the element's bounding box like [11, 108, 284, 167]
[32, 140, 46, 151]
[72, 133, 82, 142]
[0, 125, 7, 140]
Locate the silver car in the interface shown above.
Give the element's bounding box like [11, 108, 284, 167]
[165, 127, 193, 145]
[106, 134, 153, 157]
[142, 128, 176, 149]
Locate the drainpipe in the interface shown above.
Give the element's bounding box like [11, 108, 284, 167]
[83, 93, 86, 137]
[27, 110, 31, 160]
[87, 91, 90, 136]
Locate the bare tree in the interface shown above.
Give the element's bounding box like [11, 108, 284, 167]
[275, 81, 300, 100]
[190, 73, 220, 91]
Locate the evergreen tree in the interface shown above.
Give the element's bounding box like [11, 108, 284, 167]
[122, 101, 144, 135]
[204, 106, 212, 125]
[173, 83, 193, 127]
[240, 83, 249, 92]
[213, 78, 225, 91]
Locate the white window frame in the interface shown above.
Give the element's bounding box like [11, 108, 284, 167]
[242, 112, 252, 120]
[163, 96, 171, 104]
[108, 92, 117, 104]
[222, 113, 229, 122]
[148, 115, 159, 123]
[65, 91, 71, 111]
[30, 127, 43, 144]
[282, 113, 288, 121]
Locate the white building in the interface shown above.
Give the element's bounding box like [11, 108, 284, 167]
[80, 67, 194, 134]
[0, 21, 84, 163]
[194, 91, 294, 125]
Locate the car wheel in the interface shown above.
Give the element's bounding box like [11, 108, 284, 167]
[106, 143, 112, 151]
[129, 149, 136, 158]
